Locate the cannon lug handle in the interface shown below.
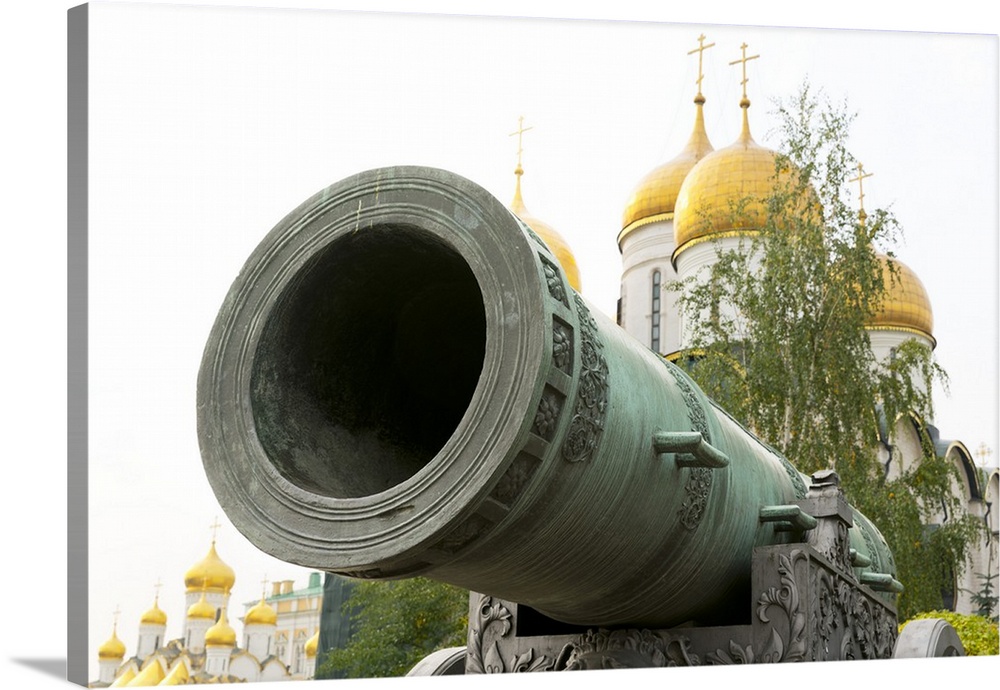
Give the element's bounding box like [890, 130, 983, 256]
[849, 548, 872, 568]
[759, 504, 818, 531]
[652, 430, 730, 469]
[859, 571, 905, 593]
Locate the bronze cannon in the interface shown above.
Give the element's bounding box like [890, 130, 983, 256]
[198, 166, 936, 668]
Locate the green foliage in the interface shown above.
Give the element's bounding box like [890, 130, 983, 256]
[901, 610, 999, 656]
[671, 82, 981, 620]
[317, 577, 468, 678]
[967, 572, 998, 620]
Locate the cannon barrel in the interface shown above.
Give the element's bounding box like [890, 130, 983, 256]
[197, 166, 894, 629]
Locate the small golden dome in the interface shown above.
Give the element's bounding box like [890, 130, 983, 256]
[204, 607, 237, 648]
[304, 630, 320, 658]
[869, 254, 935, 345]
[186, 590, 216, 621]
[673, 106, 812, 260]
[98, 627, 126, 660]
[621, 95, 714, 244]
[244, 597, 277, 626]
[511, 174, 582, 293]
[140, 597, 167, 627]
[184, 541, 236, 594]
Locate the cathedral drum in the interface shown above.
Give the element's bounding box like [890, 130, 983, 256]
[197, 165, 898, 630]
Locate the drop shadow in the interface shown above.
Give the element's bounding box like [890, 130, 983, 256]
[11, 658, 66, 680]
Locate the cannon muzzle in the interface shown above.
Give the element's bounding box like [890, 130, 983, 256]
[198, 166, 894, 629]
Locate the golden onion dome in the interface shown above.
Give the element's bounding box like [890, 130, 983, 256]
[184, 541, 236, 594]
[98, 626, 126, 660]
[510, 172, 582, 293]
[869, 254, 935, 346]
[620, 94, 714, 245]
[140, 597, 167, 627]
[186, 590, 217, 621]
[304, 630, 320, 659]
[204, 607, 237, 648]
[244, 597, 278, 626]
[673, 102, 811, 260]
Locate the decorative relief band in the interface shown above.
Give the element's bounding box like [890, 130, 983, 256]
[491, 453, 542, 507]
[468, 596, 553, 673]
[677, 469, 712, 530]
[562, 294, 609, 464]
[437, 514, 494, 555]
[518, 218, 549, 251]
[531, 386, 565, 441]
[540, 255, 570, 307]
[663, 362, 713, 530]
[555, 628, 699, 669]
[778, 456, 808, 499]
[860, 524, 883, 575]
[552, 317, 574, 374]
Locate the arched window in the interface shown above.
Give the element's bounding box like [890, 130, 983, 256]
[651, 270, 662, 352]
[941, 563, 956, 611]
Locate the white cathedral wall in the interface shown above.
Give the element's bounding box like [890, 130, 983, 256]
[185, 618, 212, 655]
[945, 448, 978, 615]
[986, 472, 1000, 599]
[229, 652, 260, 682]
[261, 659, 291, 683]
[988, 473, 1000, 535]
[135, 622, 166, 659]
[203, 647, 231, 676]
[674, 234, 762, 349]
[883, 415, 924, 485]
[97, 658, 120, 685]
[244, 623, 274, 660]
[619, 219, 681, 355]
[867, 329, 935, 421]
[956, 519, 989, 615]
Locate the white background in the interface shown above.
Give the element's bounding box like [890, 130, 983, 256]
[1, 2, 998, 689]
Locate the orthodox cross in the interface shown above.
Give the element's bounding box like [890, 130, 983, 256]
[729, 42, 760, 102]
[261, 575, 270, 599]
[688, 34, 715, 97]
[112, 604, 122, 630]
[975, 442, 993, 466]
[209, 516, 222, 543]
[509, 116, 533, 172]
[849, 162, 874, 219]
[152, 578, 163, 603]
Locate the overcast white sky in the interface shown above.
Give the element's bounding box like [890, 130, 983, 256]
[2, 2, 998, 689]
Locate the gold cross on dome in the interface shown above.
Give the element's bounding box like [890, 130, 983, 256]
[112, 605, 122, 628]
[153, 578, 163, 601]
[261, 575, 270, 598]
[688, 34, 715, 96]
[209, 516, 222, 542]
[509, 116, 533, 171]
[849, 162, 874, 215]
[729, 42, 760, 101]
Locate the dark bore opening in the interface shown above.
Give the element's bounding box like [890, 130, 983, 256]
[250, 224, 487, 498]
